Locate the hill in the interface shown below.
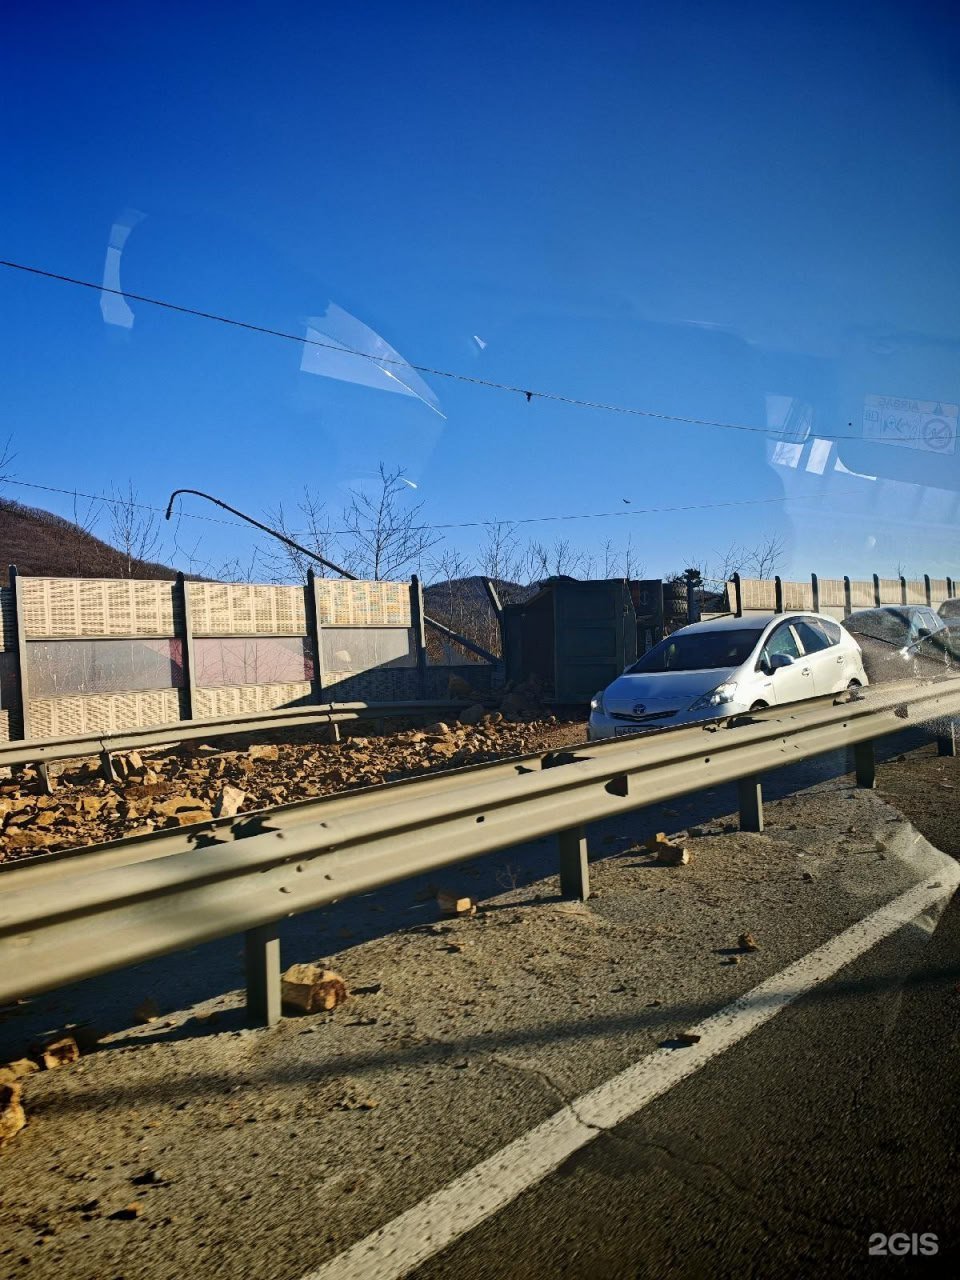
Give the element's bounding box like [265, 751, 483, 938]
[0, 498, 179, 580]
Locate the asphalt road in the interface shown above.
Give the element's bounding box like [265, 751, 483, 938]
[414, 887, 960, 1279]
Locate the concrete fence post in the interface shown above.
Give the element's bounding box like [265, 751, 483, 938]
[774, 576, 784, 613]
[811, 573, 820, 613]
[924, 574, 932, 608]
[174, 572, 196, 722]
[410, 575, 428, 699]
[8, 565, 29, 742]
[731, 572, 742, 617]
[899, 575, 908, 606]
[306, 569, 325, 703]
[873, 573, 881, 607]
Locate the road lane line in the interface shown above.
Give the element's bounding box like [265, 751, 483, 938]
[302, 870, 959, 1280]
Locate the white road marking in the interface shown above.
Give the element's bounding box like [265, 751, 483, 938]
[302, 871, 958, 1280]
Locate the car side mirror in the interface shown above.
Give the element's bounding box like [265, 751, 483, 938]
[769, 652, 794, 671]
[917, 627, 931, 640]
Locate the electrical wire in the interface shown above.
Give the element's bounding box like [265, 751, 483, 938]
[2, 256, 876, 444]
[2, 474, 815, 535]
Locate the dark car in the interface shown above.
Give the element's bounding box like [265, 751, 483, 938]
[938, 597, 960, 623]
[843, 606, 947, 682]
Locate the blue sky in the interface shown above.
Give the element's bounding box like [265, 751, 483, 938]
[3, 1, 960, 582]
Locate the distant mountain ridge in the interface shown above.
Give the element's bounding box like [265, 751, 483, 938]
[0, 498, 178, 580]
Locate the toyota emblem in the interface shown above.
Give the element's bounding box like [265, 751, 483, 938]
[633, 703, 646, 715]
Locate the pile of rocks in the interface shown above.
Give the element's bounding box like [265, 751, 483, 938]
[0, 712, 583, 865]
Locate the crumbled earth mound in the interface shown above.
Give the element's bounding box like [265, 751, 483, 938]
[0, 715, 586, 865]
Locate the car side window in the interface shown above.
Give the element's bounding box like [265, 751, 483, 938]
[817, 618, 842, 645]
[760, 623, 801, 664]
[793, 619, 831, 654]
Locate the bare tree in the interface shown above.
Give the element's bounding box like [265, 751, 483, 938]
[261, 487, 343, 583]
[0, 434, 15, 486]
[340, 464, 441, 580]
[478, 521, 523, 586]
[216, 546, 267, 583]
[712, 541, 746, 583]
[107, 481, 161, 577]
[67, 490, 102, 575]
[744, 533, 786, 580]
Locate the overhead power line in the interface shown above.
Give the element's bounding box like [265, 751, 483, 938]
[2, 256, 877, 444]
[3, 475, 810, 535]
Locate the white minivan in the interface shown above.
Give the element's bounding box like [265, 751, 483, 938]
[588, 611, 868, 740]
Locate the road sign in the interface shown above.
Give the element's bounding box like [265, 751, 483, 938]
[862, 393, 958, 455]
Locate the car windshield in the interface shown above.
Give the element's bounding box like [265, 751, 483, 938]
[628, 629, 763, 673]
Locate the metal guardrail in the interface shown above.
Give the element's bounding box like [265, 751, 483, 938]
[1, 678, 958, 1023]
[0, 699, 467, 775]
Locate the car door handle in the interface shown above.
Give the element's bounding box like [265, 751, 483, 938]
[801, 667, 811, 675]
[836, 655, 844, 663]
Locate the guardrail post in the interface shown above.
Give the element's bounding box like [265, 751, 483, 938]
[175, 573, 196, 722]
[811, 573, 819, 613]
[731, 572, 742, 617]
[937, 722, 957, 757]
[924, 574, 932, 608]
[854, 740, 876, 789]
[245, 923, 281, 1026]
[410, 575, 428, 699]
[738, 778, 763, 832]
[558, 825, 589, 899]
[8, 565, 29, 742]
[873, 573, 881, 607]
[843, 576, 852, 618]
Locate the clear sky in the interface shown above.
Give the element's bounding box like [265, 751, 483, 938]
[3, 0, 959, 583]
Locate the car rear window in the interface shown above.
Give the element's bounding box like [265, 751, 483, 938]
[628, 629, 763, 673]
[845, 610, 911, 646]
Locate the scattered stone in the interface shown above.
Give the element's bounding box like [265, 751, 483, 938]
[40, 1036, 80, 1069]
[645, 834, 690, 866]
[0, 1081, 26, 1143]
[280, 964, 349, 1014]
[248, 744, 280, 762]
[722, 956, 741, 965]
[334, 1088, 378, 1111]
[738, 932, 760, 952]
[436, 890, 478, 916]
[133, 998, 160, 1024]
[110, 1203, 144, 1221]
[0, 1058, 39, 1085]
[423, 722, 451, 735]
[213, 785, 246, 818]
[457, 704, 486, 726]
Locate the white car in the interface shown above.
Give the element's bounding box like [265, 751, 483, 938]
[588, 611, 868, 740]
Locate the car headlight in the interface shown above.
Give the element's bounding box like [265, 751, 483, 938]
[689, 681, 738, 711]
[590, 689, 605, 714]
